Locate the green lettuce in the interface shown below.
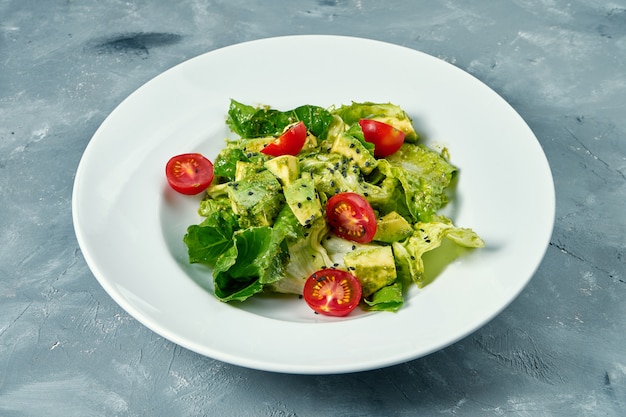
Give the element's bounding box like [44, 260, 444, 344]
[226, 99, 334, 139]
[267, 213, 333, 294]
[378, 144, 457, 222]
[184, 198, 239, 266]
[363, 283, 404, 312]
[212, 226, 287, 301]
[331, 101, 418, 142]
[393, 217, 484, 288]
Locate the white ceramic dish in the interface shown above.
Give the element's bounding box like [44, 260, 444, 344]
[72, 35, 555, 374]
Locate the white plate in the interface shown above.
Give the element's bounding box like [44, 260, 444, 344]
[72, 35, 554, 374]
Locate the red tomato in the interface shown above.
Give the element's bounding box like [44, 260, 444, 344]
[358, 119, 406, 158]
[303, 269, 362, 317]
[326, 192, 377, 243]
[261, 121, 307, 157]
[165, 153, 214, 195]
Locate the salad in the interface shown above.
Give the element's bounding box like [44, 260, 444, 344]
[166, 100, 484, 316]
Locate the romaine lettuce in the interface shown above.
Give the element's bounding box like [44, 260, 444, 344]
[393, 217, 484, 288]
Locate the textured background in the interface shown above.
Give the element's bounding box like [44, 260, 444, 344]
[1, 1, 625, 416]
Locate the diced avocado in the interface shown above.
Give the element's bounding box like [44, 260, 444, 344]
[373, 211, 414, 243]
[283, 176, 323, 226]
[239, 137, 275, 153]
[205, 182, 230, 200]
[227, 169, 284, 228]
[330, 133, 377, 174]
[344, 245, 397, 297]
[235, 160, 265, 181]
[198, 195, 232, 217]
[264, 155, 300, 186]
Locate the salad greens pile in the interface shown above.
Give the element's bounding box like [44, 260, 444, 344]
[183, 99, 484, 312]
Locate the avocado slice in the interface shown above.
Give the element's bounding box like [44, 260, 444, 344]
[330, 133, 377, 174]
[264, 155, 300, 186]
[283, 176, 323, 227]
[226, 169, 284, 228]
[235, 160, 264, 181]
[373, 211, 414, 243]
[344, 245, 397, 297]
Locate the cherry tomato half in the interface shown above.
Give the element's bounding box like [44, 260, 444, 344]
[359, 119, 406, 158]
[165, 153, 214, 195]
[261, 121, 307, 157]
[303, 269, 362, 317]
[326, 192, 377, 243]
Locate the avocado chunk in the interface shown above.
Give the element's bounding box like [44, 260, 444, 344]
[330, 133, 377, 174]
[283, 176, 323, 226]
[235, 160, 264, 181]
[227, 169, 284, 228]
[344, 245, 397, 297]
[264, 155, 300, 186]
[373, 211, 414, 243]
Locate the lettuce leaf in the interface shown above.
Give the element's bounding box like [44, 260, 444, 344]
[213, 146, 249, 181]
[213, 226, 288, 302]
[184, 200, 239, 267]
[393, 217, 484, 288]
[226, 99, 334, 139]
[378, 143, 457, 222]
[363, 283, 404, 312]
[331, 101, 418, 142]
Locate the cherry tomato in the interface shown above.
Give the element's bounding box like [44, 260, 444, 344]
[165, 153, 214, 195]
[358, 119, 406, 158]
[261, 121, 307, 157]
[303, 269, 362, 317]
[326, 192, 377, 243]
